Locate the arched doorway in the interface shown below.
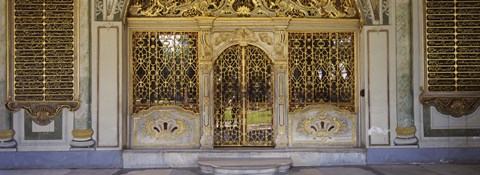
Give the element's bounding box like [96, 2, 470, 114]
[213, 45, 274, 147]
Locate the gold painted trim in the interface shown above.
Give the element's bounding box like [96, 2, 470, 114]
[367, 30, 390, 146]
[0, 129, 15, 139]
[72, 128, 94, 139]
[395, 126, 416, 137]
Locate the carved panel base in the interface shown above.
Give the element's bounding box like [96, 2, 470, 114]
[131, 106, 200, 148]
[420, 95, 480, 118]
[289, 105, 356, 147]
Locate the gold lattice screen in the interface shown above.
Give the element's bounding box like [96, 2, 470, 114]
[130, 31, 199, 113]
[213, 45, 274, 147]
[288, 32, 356, 112]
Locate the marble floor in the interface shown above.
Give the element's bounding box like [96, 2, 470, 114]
[0, 164, 480, 175]
[1, 164, 480, 175]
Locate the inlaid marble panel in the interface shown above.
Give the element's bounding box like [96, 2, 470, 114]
[289, 105, 356, 147]
[131, 106, 199, 148]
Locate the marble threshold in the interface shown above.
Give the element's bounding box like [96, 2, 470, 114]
[122, 148, 366, 168]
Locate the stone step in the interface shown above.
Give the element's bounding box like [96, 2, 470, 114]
[198, 157, 292, 175]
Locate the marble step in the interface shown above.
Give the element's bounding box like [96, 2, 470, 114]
[198, 157, 292, 175]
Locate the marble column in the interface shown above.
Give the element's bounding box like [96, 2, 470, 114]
[394, 0, 418, 145]
[0, 0, 17, 150]
[70, 0, 95, 149]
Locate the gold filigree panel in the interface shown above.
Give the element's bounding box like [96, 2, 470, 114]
[130, 31, 199, 114]
[127, 0, 359, 18]
[288, 32, 356, 112]
[213, 45, 274, 146]
[421, 0, 480, 117]
[6, 0, 80, 125]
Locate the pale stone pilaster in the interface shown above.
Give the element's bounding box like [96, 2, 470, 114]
[272, 18, 290, 148]
[394, 0, 418, 145]
[197, 17, 215, 149]
[70, 0, 95, 149]
[0, 0, 17, 150]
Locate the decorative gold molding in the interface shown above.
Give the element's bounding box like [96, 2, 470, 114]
[0, 129, 15, 139]
[72, 128, 94, 139]
[127, 0, 360, 18]
[395, 126, 416, 137]
[232, 28, 257, 46]
[420, 94, 480, 118]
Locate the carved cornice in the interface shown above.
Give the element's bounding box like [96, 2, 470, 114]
[127, 0, 360, 18]
[420, 93, 480, 118]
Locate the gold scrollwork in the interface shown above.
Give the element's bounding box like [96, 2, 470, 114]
[420, 93, 480, 118]
[232, 28, 257, 46]
[127, 0, 359, 18]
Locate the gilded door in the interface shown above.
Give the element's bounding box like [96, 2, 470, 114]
[213, 45, 274, 146]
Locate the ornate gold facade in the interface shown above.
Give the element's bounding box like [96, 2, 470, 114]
[123, 0, 362, 148]
[127, 0, 359, 18]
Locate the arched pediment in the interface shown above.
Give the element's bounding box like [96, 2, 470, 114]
[126, 0, 362, 19]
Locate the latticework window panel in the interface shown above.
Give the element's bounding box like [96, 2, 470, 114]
[130, 31, 199, 113]
[288, 32, 356, 112]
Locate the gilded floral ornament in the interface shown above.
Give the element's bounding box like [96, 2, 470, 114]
[232, 28, 257, 46]
[141, 112, 190, 140]
[297, 113, 346, 141]
[127, 0, 359, 18]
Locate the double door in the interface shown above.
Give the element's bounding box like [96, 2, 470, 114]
[213, 45, 275, 146]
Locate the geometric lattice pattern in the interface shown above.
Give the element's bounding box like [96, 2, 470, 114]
[213, 45, 274, 146]
[130, 31, 198, 113]
[288, 32, 355, 112]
